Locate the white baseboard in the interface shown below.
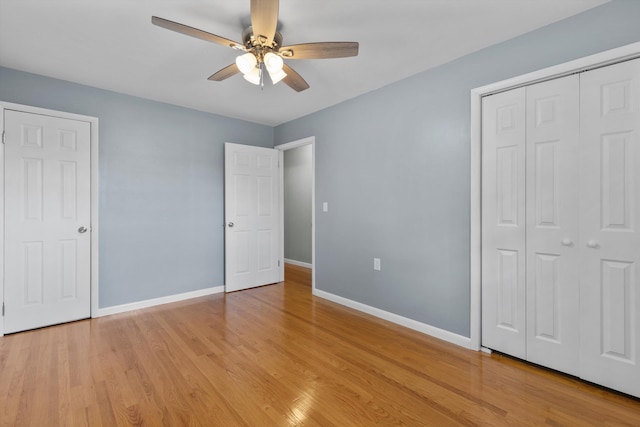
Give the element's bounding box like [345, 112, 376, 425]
[284, 258, 312, 269]
[95, 286, 224, 317]
[313, 289, 472, 349]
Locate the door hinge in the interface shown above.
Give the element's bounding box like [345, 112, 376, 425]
[2, 130, 5, 144]
[2, 302, 4, 316]
[278, 260, 280, 267]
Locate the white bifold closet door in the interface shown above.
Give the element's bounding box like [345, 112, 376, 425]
[525, 75, 581, 376]
[482, 58, 640, 398]
[579, 58, 640, 397]
[481, 87, 527, 360]
[482, 75, 581, 375]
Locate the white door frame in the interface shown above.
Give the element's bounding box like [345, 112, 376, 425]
[275, 136, 315, 290]
[0, 101, 99, 337]
[469, 41, 640, 351]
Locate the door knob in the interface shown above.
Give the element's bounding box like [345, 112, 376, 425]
[586, 240, 599, 248]
[227, 222, 234, 228]
[561, 238, 573, 247]
[78, 226, 88, 233]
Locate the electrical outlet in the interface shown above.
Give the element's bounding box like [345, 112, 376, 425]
[323, 202, 328, 212]
[373, 258, 381, 271]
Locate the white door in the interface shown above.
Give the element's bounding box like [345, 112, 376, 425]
[481, 87, 527, 359]
[482, 77, 581, 375]
[580, 58, 640, 397]
[525, 75, 580, 375]
[4, 110, 91, 334]
[225, 142, 280, 292]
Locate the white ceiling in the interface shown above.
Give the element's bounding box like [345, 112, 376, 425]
[0, 0, 608, 126]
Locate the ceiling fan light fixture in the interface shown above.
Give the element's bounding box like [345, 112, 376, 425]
[264, 52, 284, 73]
[236, 52, 257, 75]
[243, 67, 261, 85]
[268, 68, 287, 84]
[152, 0, 359, 93]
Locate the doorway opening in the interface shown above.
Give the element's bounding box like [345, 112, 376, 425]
[276, 137, 315, 290]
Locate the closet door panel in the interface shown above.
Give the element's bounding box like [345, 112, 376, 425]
[482, 88, 527, 358]
[525, 76, 580, 376]
[580, 58, 640, 398]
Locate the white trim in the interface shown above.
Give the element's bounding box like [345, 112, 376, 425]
[469, 89, 482, 351]
[95, 286, 224, 317]
[0, 108, 4, 337]
[278, 149, 285, 282]
[284, 258, 312, 269]
[90, 118, 99, 318]
[275, 136, 316, 291]
[314, 289, 472, 349]
[473, 41, 640, 98]
[0, 101, 99, 337]
[469, 41, 640, 352]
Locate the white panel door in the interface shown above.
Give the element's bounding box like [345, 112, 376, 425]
[580, 58, 640, 397]
[225, 142, 280, 292]
[4, 110, 91, 334]
[481, 87, 527, 359]
[525, 75, 580, 375]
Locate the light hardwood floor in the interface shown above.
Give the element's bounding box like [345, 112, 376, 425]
[1, 264, 639, 426]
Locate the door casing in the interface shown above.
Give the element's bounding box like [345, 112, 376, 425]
[470, 41, 640, 351]
[0, 102, 99, 337]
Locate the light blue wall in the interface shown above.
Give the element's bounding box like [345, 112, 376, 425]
[284, 144, 312, 264]
[0, 67, 273, 308]
[274, 0, 640, 337]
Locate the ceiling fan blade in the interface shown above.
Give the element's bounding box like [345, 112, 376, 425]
[208, 63, 240, 81]
[152, 16, 244, 50]
[282, 64, 310, 92]
[279, 42, 359, 59]
[250, 0, 279, 46]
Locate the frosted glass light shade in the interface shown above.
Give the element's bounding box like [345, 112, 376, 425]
[243, 67, 261, 85]
[268, 68, 287, 84]
[236, 53, 257, 75]
[264, 52, 284, 72]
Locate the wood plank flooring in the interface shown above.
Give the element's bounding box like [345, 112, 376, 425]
[1, 263, 639, 426]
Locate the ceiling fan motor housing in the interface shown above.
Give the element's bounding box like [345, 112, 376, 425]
[242, 26, 283, 51]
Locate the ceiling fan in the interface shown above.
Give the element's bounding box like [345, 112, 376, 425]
[152, 0, 359, 92]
